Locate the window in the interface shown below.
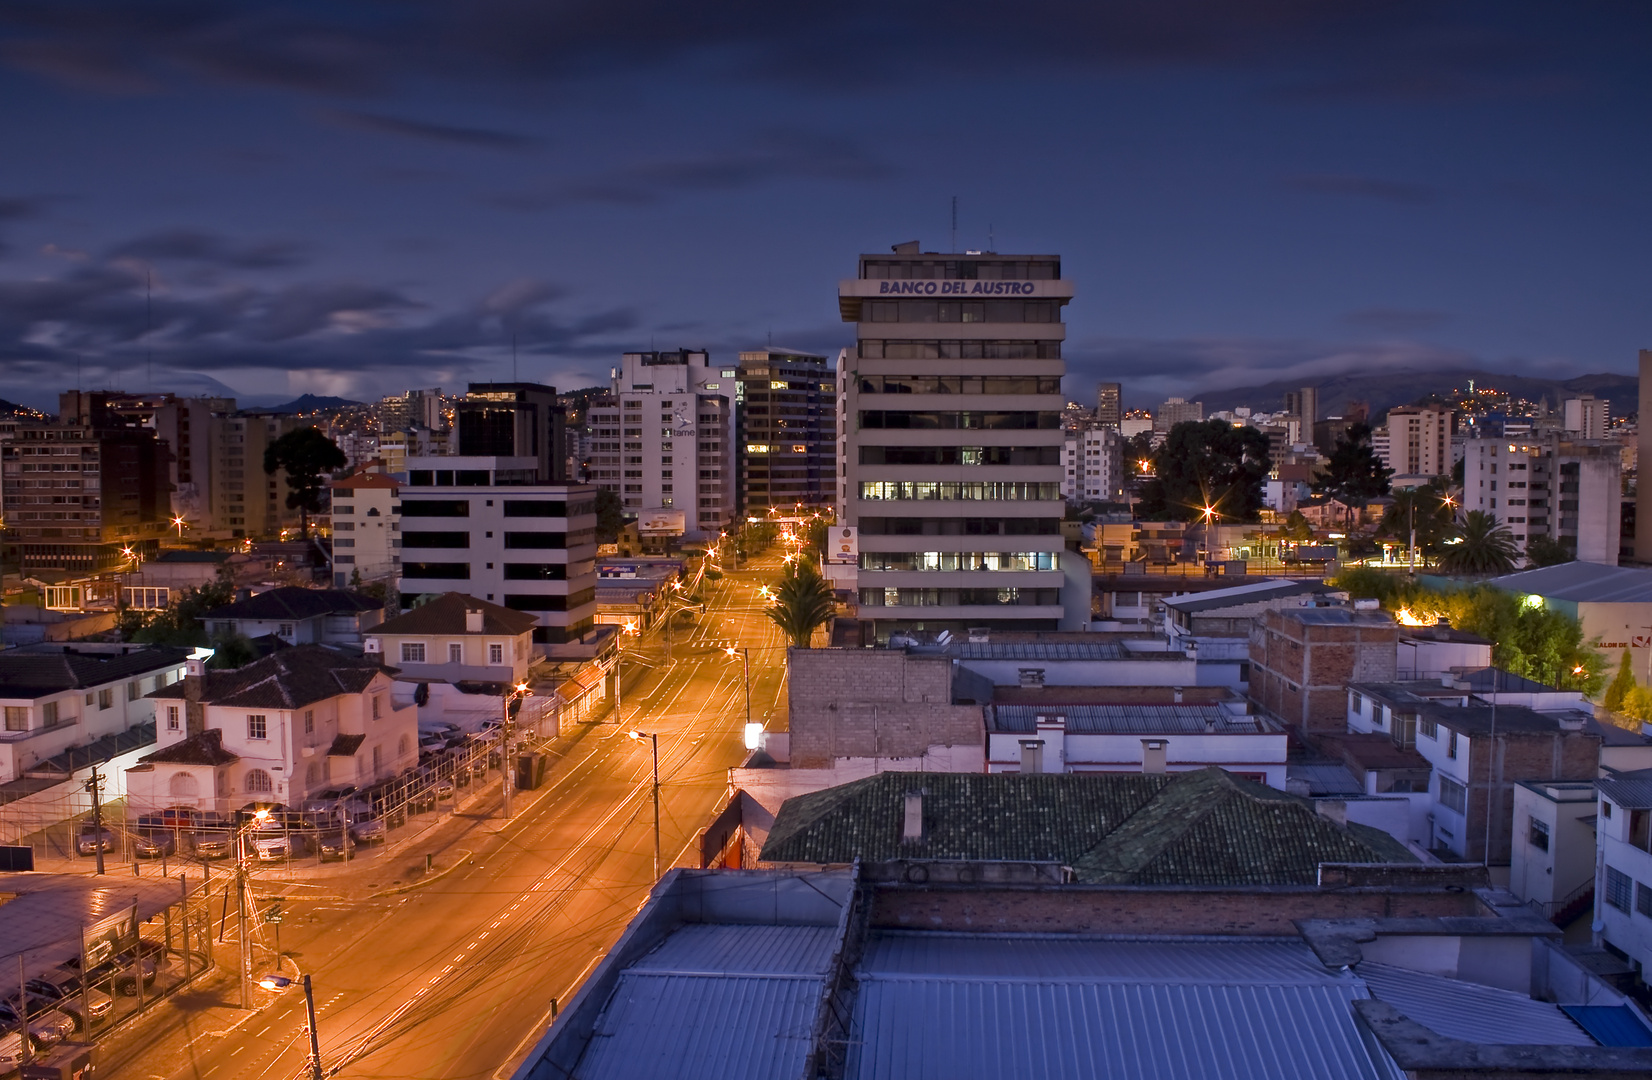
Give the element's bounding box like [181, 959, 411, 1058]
[1446, 731, 1458, 758]
[489, 643, 504, 665]
[402, 562, 470, 579]
[4, 706, 26, 731]
[402, 642, 427, 663]
[1638, 882, 1652, 919]
[304, 709, 314, 735]
[449, 643, 463, 664]
[402, 530, 470, 548]
[42, 702, 59, 726]
[372, 745, 382, 774]
[1419, 717, 1437, 739]
[166, 705, 181, 732]
[1350, 692, 1363, 713]
[247, 714, 268, 740]
[1528, 817, 1550, 852]
[96, 687, 112, 709]
[372, 695, 382, 720]
[1606, 866, 1632, 912]
[278, 623, 295, 637]
[128, 680, 141, 702]
[245, 768, 273, 794]
[1438, 776, 1467, 815]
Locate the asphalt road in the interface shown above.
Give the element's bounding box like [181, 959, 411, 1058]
[101, 550, 792, 1080]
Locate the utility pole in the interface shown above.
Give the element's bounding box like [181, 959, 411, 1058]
[302, 974, 324, 1080]
[501, 683, 525, 820]
[628, 731, 660, 879]
[87, 763, 105, 875]
[1408, 493, 1416, 576]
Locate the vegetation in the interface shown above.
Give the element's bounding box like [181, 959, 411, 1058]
[593, 487, 625, 543]
[1314, 422, 1391, 502]
[1376, 484, 1456, 562]
[1605, 650, 1636, 713]
[1138, 420, 1271, 522]
[119, 569, 236, 647]
[263, 426, 347, 537]
[764, 559, 835, 649]
[1524, 535, 1575, 568]
[1278, 510, 1314, 542]
[1328, 568, 1603, 696]
[1438, 510, 1519, 576]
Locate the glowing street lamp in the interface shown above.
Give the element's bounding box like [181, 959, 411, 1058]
[171, 515, 188, 538]
[627, 730, 661, 879]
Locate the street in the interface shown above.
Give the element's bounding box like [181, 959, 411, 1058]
[100, 551, 791, 1080]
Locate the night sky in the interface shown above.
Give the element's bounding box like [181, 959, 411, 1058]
[0, 2, 1647, 411]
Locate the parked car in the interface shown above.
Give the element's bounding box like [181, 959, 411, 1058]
[25, 974, 114, 1030]
[252, 832, 304, 862]
[75, 825, 115, 856]
[0, 1000, 77, 1047]
[67, 950, 158, 997]
[191, 829, 233, 859]
[303, 786, 359, 814]
[317, 833, 355, 862]
[434, 779, 455, 802]
[133, 829, 176, 858]
[349, 818, 388, 845]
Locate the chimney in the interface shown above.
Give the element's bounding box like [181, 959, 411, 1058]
[183, 658, 208, 737]
[1019, 739, 1044, 774]
[902, 791, 925, 843]
[1141, 739, 1167, 774]
[1172, 686, 1184, 703]
[465, 606, 484, 633]
[1317, 800, 1348, 826]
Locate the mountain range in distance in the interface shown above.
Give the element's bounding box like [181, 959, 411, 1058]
[1182, 369, 1638, 423]
[261, 393, 363, 414]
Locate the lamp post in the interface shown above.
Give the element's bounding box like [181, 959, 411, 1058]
[627, 730, 660, 880]
[613, 620, 637, 725]
[725, 646, 751, 733]
[501, 681, 530, 820]
[171, 515, 188, 540]
[234, 808, 272, 1008]
[258, 972, 324, 1080]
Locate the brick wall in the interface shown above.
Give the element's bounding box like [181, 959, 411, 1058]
[787, 649, 985, 769]
[1462, 728, 1601, 863]
[1249, 610, 1397, 731]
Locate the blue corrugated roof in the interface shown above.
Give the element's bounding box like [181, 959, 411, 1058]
[1358, 963, 1595, 1046]
[630, 923, 839, 977]
[1562, 1005, 1652, 1047]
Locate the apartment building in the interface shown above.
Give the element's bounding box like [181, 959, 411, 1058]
[105, 392, 236, 525]
[1154, 397, 1204, 432]
[1463, 435, 1622, 565]
[735, 348, 835, 514]
[1062, 426, 1123, 503]
[836, 244, 1075, 634]
[1376, 404, 1453, 480]
[1562, 395, 1609, 440]
[209, 410, 303, 537]
[3, 391, 174, 572]
[1596, 770, 1652, 980]
[398, 456, 598, 645]
[329, 469, 401, 585]
[585, 350, 733, 539]
[1094, 382, 1121, 429]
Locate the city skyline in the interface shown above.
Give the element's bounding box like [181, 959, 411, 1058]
[0, 4, 1649, 410]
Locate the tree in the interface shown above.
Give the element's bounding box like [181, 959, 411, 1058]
[765, 560, 835, 649]
[1279, 511, 1314, 542]
[1525, 535, 1575, 568]
[1439, 510, 1519, 576]
[263, 426, 346, 537]
[1605, 650, 1636, 713]
[1378, 485, 1455, 563]
[1314, 422, 1391, 502]
[127, 570, 237, 647]
[1138, 420, 1271, 522]
[594, 487, 626, 543]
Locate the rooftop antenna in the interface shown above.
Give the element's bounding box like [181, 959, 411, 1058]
[146, 271, 153, 392]
[988, 222, 995, 252]
[950, 196, 957, 254]
[512, 332, 518, 383]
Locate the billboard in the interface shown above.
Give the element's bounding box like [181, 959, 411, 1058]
[827, 526, 858, 564]
[637, 509, 687, 537]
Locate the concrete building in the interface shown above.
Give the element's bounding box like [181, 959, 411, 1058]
[378, 425, 448, 476]
[202, 587, 385, 646]
[1154, 396, 1203, 431]
[104, 392, 236, 527]
[735, 348, 835, 514]
[398, 460, 598, 645]
[0, 643, 189, 783]
[586, 349, 734, 539]
[1595, 769, 1652, 981]
[1463, 435, 1622, 565]
[365, 592, 538, 685]
[1061, 427, 1123, 503]
[1563, 395, 1610, 440]
[379, 387, 445, 434]
[455, 383, 565, 483]
[328, 469, 401, 585]
[1637, 349, 1652, 563]
[208, 409, 304, 537]
[1376, 404, 1453, 479]
[836, 245, 1078, 634]
[3, 391, 175, 571]
[134, 646, 415, 813]
[1283, 386, 1319, 431]
[1510, 780, 1600, 923]
[1161, 579, 1336, 659]
[1094, 381, 1120, 429]
[1249, 607, 1399, 732]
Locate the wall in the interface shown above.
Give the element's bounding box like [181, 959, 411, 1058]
[1250, 611, 1397, 732]
[984, 729, 1287, 787]
[369, 630, 533, 684]
[786, 649, 984, 769]
[1509, 782, 1598, 912]
[0, 738, 157, 842]
[0, 659, 180, 782]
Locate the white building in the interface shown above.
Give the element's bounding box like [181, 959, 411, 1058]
[130, 645, 416, 813]
[202, 586, 385, 646]
[585, 349, 733, 539]
[329, 470, 401, 586]
[1562, 395, 1609, 440]
[1062, 427, 1123, 503]
[1376, 405, 1453, 479]
[366, 592, 539, 685]
[1463, 435, 1622, 565]
[1509, 780, 1599, 922]
[1595, 769, 1652, 978]
[0, 644, 190, 783]
[398, 457, 599, 646]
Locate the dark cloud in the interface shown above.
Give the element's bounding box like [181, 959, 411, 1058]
[0, 195, 47, 257]
[108, 229, 308, 270]
[1284, 173, 1439, 204]
[490, 129, 891, 211]
[323, 109, 537, 150]
[1341, 307, 1452, 333]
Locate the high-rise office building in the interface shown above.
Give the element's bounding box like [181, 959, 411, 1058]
[1154, 397, 1204, 432]
[456, 383, 565, 483]
[735, 348, 835, 514]
[1095, 382, 1121, 430]
[380, 388, 445, 434]
[1062, 427, 1124, 503]
[1463, 435, 1621, 565]
[585, 350, 733, 539]
[837, 244, 1077, 635]
[1377, 404, 1453, 480]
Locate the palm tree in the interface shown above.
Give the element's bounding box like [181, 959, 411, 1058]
[765, 560, 835, 648]
[1377, 485, 1455, 567]
[1439, 510, 1519, 576]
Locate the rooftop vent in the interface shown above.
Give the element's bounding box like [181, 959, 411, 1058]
[465, 607, 484, 633]
[902, 791, 925, 842]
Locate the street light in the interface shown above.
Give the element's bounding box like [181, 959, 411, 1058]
[259, 973, 324, 1080]
[171, 515, 188, 539]
[500, 680, 531, 819]
[232, 808, 272, 1008]
[725, 646, 752, 741]
[613, 620, 637, 725]
[627, 730, 660, 879]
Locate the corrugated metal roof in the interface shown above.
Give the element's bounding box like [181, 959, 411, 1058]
[847, 975, 1379, 1080]
[631, 924, 840, 977]
[1597, 775, 1652, 810]
[575, 972, 821, 1080]
[1488, 561, 1652, 604]
[991, 704, 1264, 735]
[1162, 579, 1330, 614]
[862, 933, 1343, 985]
[1287, 764, 1365, 796]
[1562, 1005, 1652, 1047]
[949, 641, 1131, 661]
[1357, 963, 1595, 1046]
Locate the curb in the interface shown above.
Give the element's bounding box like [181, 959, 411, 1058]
[378, 849, 476, 897]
